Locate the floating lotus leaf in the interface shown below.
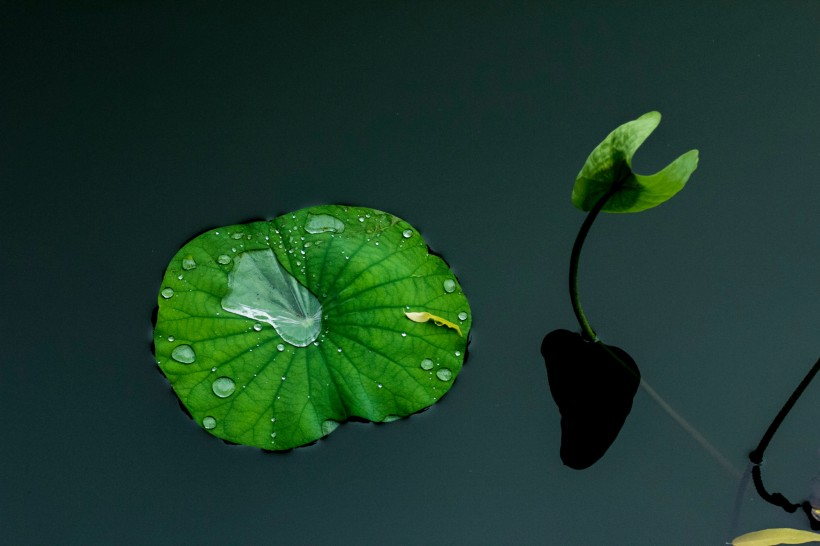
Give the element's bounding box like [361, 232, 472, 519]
[153, 205, 471, 450]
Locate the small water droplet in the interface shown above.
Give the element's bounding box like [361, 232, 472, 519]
[455, 350, 462, 357]
[161, 287, 174, 299]
[253, 323, 263, 332]
[270, 432, 277, 438]
[358, 217, 365, 222]
[202, 416, 216, 429]
[321, 420, 340, 435]
[217, 254, 231, 265]
[171, 344, 196, 364]
[177, 274, 183, 280]
[383, 415, 401, 422]
[281, 376, 286, 381]
[167, 335, 175, 342]
[211, 377, 236, 398]
[401, 332, 407, 337]
[231, 233, 243, 240]
[277, 344, 285, 352]
[402, 229, 412, 238]
[458, 311, 468, 321]
[270, 417, 276, 423]
[420, 358, 434, 370]
[337, 347, 343, 353]
[436, 368, 452, 381]
[377, 383, 383, 389]
[181, 255, 197, 270]
[443, 279, 456, 293]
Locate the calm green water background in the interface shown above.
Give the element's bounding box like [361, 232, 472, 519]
[2, 2, 818, 544]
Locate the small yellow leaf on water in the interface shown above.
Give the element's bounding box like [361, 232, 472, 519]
[404, 311, 463, 337]
[731, 528, 820, 546]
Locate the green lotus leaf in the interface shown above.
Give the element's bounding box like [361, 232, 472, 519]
[571, 111, 699, 213]
[153, 205, 471, 450]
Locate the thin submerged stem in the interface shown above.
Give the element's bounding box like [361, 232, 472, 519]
[568, 185, 741, 479]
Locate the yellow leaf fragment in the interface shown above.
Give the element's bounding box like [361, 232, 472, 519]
[404, 311, 463, 337]
[732, 528, 820, 546]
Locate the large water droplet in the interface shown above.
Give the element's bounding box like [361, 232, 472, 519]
[212, 377, 236, 398]
[458, 311, 468, 321]
[443, 279, 456, 293]
[161, 287, 174, 299]
[253, 323, 263, 332]
[420, 358, 434, 370]
[181, 255, 197, 270]
[402, 229, 413, 238]
[436, 368, 453, 381]
[217, 254, 231, 265]
[221, 248, 322, 347]
[304, 213, 345, 234]
[202, 416, 217, 430]
[171, 344, 196, 364]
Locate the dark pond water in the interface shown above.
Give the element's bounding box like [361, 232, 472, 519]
[2, 2, 818, 544]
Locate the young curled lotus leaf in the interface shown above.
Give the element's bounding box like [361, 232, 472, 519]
[572, 111, 699, 213]
[153, 205, 471, 450]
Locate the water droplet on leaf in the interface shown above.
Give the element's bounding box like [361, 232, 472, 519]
[221, 249, 322, 347]
[436, 368, 452, 381]
[304, 213, 345, 234]
[171, 344, 196, 364]
[202, 416, 216, 429]
[321, 420, 340, 435]
[181, 255, 197, 270]
[420, 358, 434, 370]
[443, 279, 456, 293]
[212, 377, 236, 398]
[161, 288, 174, 299]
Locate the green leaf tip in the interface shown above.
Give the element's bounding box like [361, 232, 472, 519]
[571, 111, 699, 213]
[153, 205, 471, 450]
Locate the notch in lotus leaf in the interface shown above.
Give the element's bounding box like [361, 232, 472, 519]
[153, 205, 471, 450]
[542, 111, 702, 469]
